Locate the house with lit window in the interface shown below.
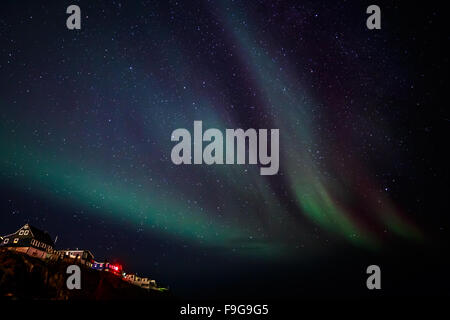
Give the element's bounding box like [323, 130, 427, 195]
[59, 249, 95, 267]
[0, 224, 56, 259]
[140, 278, 157, 290]
[91, 261, 123, 276]
[124, 274, 157, 289]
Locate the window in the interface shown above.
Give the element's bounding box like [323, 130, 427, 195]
[13, 238, 19, 244]
[3, 238, 9, 244]
[19, 230, 24, 235]
[24, 230, 29, 235]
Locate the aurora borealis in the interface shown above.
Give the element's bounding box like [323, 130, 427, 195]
[1, 1, 447, 298]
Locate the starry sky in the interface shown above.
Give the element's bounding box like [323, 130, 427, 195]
[0, 1, 447, 298]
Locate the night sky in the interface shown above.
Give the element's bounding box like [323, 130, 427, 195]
[0, 1, 447, 299]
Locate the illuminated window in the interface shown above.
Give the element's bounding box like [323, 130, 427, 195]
[13, 238, 19, 244]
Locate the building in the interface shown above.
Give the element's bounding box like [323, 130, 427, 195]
[0, 224, 56, 259]
[141, 278, 157, 290]
[124, 274, 157, 289]
[91, 261, 123, 276]
[59, 249, 95, 267]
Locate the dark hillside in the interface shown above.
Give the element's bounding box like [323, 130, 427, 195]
[0, 248, 171, 300]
